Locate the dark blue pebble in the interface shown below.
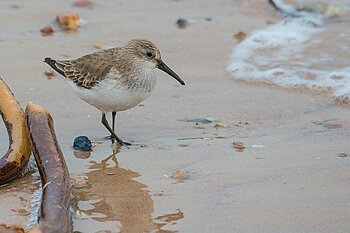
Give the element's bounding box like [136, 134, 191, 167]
[73, 136, 92, 151]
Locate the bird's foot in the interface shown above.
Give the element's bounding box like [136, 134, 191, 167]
[104, 135, 131, 146]
[118, 140, 132, 146]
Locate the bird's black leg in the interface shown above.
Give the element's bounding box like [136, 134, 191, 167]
[101, 112, 131, 146]
[112, 111, 116, 132]
[108, 111, 117, 143]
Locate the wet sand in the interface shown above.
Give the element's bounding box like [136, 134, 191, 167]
[0, 0, 350, 232]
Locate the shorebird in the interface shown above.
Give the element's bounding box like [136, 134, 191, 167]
[44, 39, 185, 145]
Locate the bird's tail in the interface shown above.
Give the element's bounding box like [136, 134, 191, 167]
[44, 57, 66, 77]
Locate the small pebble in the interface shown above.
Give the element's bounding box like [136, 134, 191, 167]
[44, 70, 55, 79]
[73, 136, 92, 151]
[73, 0, 93, 8]
[337, 152, 348, 157]
[324, 123, 342, 129]
[94, 43, 106, 49]
[176, 18, 190, 28]
[234, 31, 247, 43]
[213, 123, 224, 129]
[170, 169, 189, 181]
[232, 141, 245, 152]
[40, 25, 54, 35]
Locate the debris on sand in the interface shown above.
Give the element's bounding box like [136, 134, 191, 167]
[73, 136, 92, 151]
[73, 0, 93, 8]
[176, 18, 190, 29]
[44, 70, 55, 79]
[40, 25, 54, 35]
[234, 31, 247, 43]
[170, 169, 189, 181]
[94, 43, 106, 49]
[213, 123, 224, 129]
[232, 141, 245, 152]
[56, 12, 80, 30]
[324, 123, 342, 129]
[337, 152, 348, 157]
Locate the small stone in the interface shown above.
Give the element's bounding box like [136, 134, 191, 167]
[213, 123, 224, 129]
[324, 123, 342, 129]
[176, 18, 190, 28]
[232, 141, 245, 152]
[44, 70, 55, 79]
[73, 136, 92, 151]
[40, 25, 54, 35]
[337, 152, 348, 157]
[234, 31, 247, 43]
[94, 43, 106, 49]
[73, 0, 93, 8]
[170, 169, 189, 181]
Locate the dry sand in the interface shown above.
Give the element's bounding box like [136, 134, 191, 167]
[0, 0, 350, 232]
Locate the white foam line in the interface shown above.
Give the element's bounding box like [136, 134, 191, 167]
[228, 3, 350, 101]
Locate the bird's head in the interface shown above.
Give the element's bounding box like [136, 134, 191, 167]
[123, 39, 185, 85]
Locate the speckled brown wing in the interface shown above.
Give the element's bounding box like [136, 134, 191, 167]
[50, 48, 118, 89]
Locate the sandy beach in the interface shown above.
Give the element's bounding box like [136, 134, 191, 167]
[0, 0, 350, 232]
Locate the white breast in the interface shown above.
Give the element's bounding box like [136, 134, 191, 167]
[66, 70, 157, 113]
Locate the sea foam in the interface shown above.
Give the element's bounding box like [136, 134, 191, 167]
[228, 0, 350, 102]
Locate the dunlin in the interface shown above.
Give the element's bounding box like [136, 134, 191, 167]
[44, 39, 185, 145]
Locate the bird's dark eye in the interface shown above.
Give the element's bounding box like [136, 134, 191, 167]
[146, 51, 153, 58]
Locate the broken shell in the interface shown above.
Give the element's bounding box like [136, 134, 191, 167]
[56, 12, 80, 30]
[170, 169, 189, 181]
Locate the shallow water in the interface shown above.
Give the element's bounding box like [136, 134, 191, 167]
[72, 146, 184, 232]
[228, 0, 350, 102]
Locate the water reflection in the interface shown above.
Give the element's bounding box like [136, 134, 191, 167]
[0, 172, 39, 226]
[73, 146, 183, 233]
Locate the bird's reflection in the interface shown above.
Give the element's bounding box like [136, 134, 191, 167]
[73, 146, 183, 232]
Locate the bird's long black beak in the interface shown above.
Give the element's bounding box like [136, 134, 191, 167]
[157, 61, 185, 85]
